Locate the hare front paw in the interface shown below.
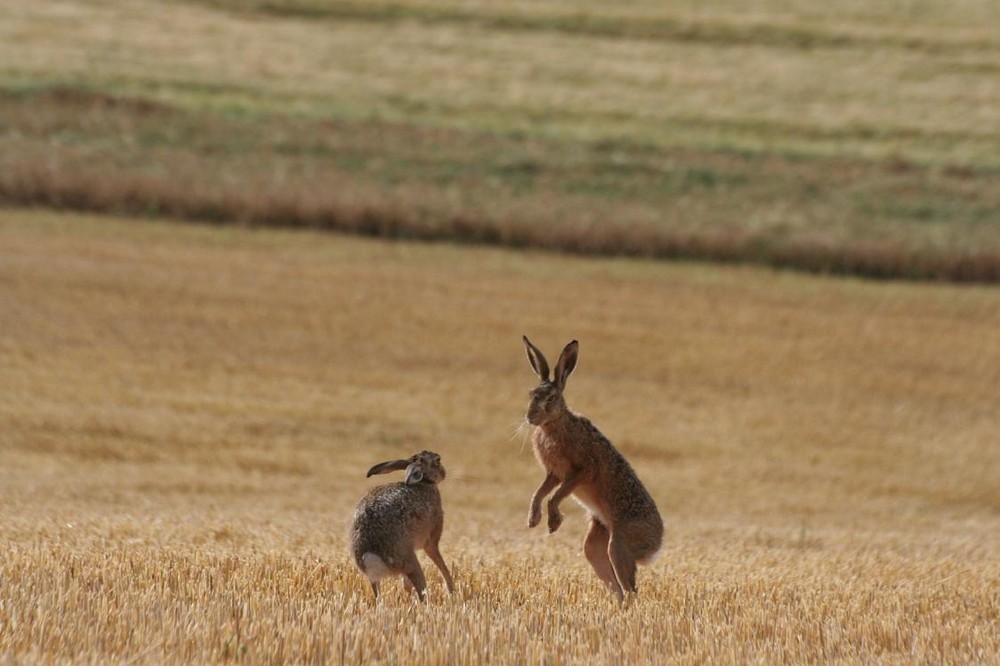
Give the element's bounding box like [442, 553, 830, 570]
[547, 508, 563, 534]
[528, 505, 542, 528]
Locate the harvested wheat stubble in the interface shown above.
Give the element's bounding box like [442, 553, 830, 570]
[1, 210, 998, 663]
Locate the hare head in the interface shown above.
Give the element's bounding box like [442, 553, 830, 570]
[366, 450, 446, 485]
[522, 336, 578, 426]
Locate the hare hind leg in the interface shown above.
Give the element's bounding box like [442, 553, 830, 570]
[401, 554, 428, 602]
[583, 517, 624, 599]
[608, 534, 637, 597]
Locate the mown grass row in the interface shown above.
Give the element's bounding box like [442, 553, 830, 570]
[194, 0, 1000, 52]
[3, 88, 1000, 282]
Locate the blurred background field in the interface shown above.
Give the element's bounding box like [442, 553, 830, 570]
[2, 0, 1000, 278]
[2, 0, 1000, 663]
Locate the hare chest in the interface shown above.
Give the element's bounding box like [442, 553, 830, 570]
[532, 426, 611, 526]
[532, 429, 577, 481]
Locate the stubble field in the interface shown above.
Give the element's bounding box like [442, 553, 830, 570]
[2, 210, 999, 663]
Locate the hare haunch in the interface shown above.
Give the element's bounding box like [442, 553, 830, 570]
[350, 451, 454, 602]
[522, 337, 663, 599]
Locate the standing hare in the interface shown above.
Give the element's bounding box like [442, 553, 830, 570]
[522, 336, 663, 599]
[350, 450, 455, 602]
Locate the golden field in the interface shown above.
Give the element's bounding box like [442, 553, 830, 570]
[1, 210, 998, 663]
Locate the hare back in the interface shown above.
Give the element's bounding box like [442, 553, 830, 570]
[354, 482, 443, 521]
[602, 448, 661, 523]
[350, 482, 443, 552]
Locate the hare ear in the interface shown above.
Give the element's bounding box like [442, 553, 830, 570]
[523, 335, 550, 381]
[554, 340, 579, 389]
[405, 463, 424, 485]
[367, 460, 410, 477]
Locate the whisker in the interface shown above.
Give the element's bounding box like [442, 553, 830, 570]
[510, 418, 533, 453]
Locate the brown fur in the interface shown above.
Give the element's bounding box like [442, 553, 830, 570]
[523, 337, 663, 599]
[349, 451, 454, 602]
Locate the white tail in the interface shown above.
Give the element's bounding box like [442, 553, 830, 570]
[361, 552, 392, 583]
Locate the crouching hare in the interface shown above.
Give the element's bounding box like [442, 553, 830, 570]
[350, 450, 455, 602]
[522, 337, 663, 600]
